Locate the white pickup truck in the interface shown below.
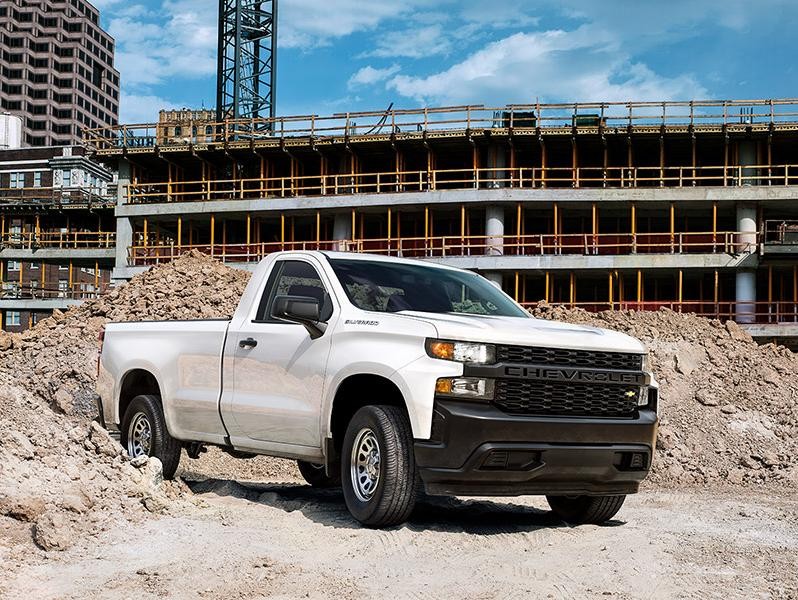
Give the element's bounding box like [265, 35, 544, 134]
[97, 251, 658, 528]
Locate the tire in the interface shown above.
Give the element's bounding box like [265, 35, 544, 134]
[341, 405, 418, 528]
[120, 394, 182, 480]
[297, 460, 341, 488]
[546, 494, 627, 525]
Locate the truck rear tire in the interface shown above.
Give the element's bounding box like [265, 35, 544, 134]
[120, 394, 182, 480]
[546, 494, 626, 524]
[341, 405, 418, 528]
[297, 460, 341, 488]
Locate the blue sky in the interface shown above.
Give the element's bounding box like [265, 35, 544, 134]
[91, 0, 798, 124]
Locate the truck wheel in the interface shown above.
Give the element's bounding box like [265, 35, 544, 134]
[546, 495, 626, 525]
[120, 394, 181, 480]
[341, 405, 417, 528]
[297, 461, 341, 488]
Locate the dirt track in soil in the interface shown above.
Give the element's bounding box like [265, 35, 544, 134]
[2, 484, 796, 600]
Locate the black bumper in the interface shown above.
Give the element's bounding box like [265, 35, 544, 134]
[414, 400, 658, 497]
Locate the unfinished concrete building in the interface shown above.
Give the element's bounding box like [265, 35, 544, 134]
[0, 141, 115, 331]
[83, 99, 798, 344]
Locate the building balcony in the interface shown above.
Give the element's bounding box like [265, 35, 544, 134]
[0, 187, 114, 210]
[122, 164, 798, 206]
[85, 98, 798, 152]
[126, 231, 752, 267]
[1, 230, 116, 250]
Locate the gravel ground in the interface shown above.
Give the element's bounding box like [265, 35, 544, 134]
[1, 485, 796, 599]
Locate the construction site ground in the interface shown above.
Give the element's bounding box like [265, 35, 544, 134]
[3, 481, 797, 600]
[1, 253, 797, 599]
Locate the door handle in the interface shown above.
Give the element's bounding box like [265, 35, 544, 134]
[239, 337, 258, 349]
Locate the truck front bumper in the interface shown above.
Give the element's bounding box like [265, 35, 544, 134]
[414, 400, 658, 497]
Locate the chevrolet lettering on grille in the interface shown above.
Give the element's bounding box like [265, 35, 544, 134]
[503, 365, 647, 386]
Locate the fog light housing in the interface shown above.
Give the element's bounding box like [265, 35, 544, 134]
[435, 377, 495, 401]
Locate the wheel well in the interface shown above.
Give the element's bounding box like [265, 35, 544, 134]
[118, 369, 161, 423]
[330, 374, 407, 453]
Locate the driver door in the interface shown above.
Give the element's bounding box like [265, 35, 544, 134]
[228, 259, 336, 448]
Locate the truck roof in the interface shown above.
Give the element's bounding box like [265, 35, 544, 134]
[282, 250, 470, 273]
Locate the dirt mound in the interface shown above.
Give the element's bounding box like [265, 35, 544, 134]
[0, 374, 192, 553]
[0, 250, 252, 418]
[0, 252, 296, 552]
[531, 303, 798, 489]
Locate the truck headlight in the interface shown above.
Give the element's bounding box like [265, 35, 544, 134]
[426, 339, 496, 364]
[641, 352, 651, 373]
[435, 377, 495, 401]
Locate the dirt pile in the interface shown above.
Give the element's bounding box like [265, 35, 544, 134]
[0, 252, 296, 552]
[0, 250, 252, 418]
[531, 303, 798, 489]
[0, 374, 191, 553]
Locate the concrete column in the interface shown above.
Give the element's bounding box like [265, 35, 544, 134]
[486, 145, 506, 189]
[112, 217, 133, 280]
[112, 159, 133, 280]
[485, 206, 505, 256]
[739, 140, 757, 186]
[485, 144, 507, 284]
[736, 202, 757, 252]
[736, 269, 757, 324]
[484, 272, 503, 287]
[333, 213, 352, 252]
[735, 142, 759, 324]
[117, 159, 131, 205]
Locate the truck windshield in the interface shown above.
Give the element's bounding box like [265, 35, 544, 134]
[329, 258, 530, 318]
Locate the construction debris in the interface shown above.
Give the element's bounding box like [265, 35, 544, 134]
[2, 253, 798, 553]
[531, 303, 798, 489]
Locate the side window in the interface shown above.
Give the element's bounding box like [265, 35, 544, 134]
[254, 260, 333, 323]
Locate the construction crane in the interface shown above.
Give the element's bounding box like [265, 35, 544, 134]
[216, 0, 277, 127]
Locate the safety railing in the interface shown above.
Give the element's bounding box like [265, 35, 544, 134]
[763, 220, 798, 245]
[0, 231, 117, 249]
[521, 300, 798, 325]
[125, 163, 798, 204]
[85, 98, 798, 151]
[0, 282, 106, 301]
[127, 231, 751, 266]
[0, 186, 115, 209]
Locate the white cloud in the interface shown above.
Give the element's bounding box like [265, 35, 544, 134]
[348, 65, 401, 89]
[387, 29, 708, 105]
[108, 0, 217, 87]
[367, 25, 452, 59]
[119, 93, 181, 123]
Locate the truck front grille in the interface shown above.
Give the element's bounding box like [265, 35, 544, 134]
[496, 345, 642, 372]
[493, 379, 639, 418]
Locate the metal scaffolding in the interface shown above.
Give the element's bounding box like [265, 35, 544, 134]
[216, 0, 278, 125]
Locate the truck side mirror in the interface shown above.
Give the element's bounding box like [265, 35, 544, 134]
[273, 295, 327, 339]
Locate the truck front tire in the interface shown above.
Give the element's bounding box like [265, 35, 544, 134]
[341, 405, 418, 528]
[546, 494, 626, 524]
[297, 460, 341, 488]
[120, 394, 182, 479]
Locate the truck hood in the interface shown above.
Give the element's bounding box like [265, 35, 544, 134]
[396, 312, 646, 355]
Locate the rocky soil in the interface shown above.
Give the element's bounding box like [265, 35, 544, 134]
[1, 251, 797, 557]
[531, 303, 798, 489]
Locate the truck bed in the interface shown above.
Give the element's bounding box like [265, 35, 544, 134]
[99, 319, 232, 444]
